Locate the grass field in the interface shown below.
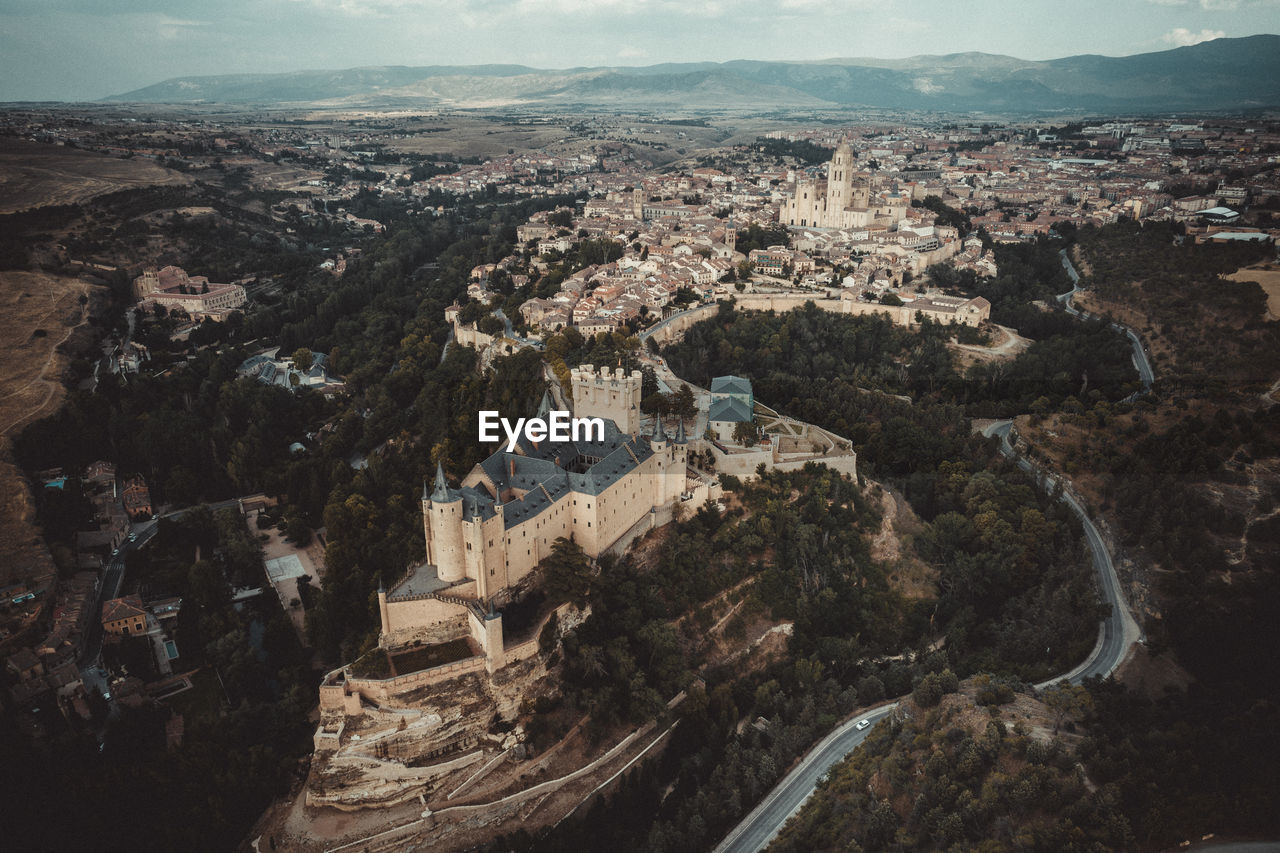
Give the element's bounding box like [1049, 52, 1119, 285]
[0, 137, 191, 213]
[0, 271, 93, 585]
[1225, 265, 1280, 320]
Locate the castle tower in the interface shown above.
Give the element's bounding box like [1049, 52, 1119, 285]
[825, 143, 855, 221]
[134, 268, 160, 299]
[425, 462, 467, 582]
[571, 364, 642, 436]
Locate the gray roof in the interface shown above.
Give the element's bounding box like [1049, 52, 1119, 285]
[387, 564, 459, 601]
[709, 397, 754, 424]
[432, 417, 656, 530]
[711, 375, 752, 395]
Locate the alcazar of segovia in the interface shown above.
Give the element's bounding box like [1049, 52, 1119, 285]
[320, 365, 721, 714]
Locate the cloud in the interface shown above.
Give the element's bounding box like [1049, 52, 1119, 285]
[617, 46, 647, 59]
[1162, 26, 1226, 45]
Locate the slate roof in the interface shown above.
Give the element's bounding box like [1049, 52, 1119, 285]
[433, 418, 656, 530]
[709, 397, 754, 424]
[710, 375, 752, 395]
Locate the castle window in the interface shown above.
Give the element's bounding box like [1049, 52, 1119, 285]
[587, 522, 591, 527]
[466, 543, 471, 550]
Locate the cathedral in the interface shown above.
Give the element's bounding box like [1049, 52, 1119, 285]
[781, 142, 905, 229]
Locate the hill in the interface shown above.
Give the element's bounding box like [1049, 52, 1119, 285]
[104, 35, 1280, 113]
[770, 678, 1133, 852]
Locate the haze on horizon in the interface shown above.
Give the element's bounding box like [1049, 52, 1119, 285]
[1, 0, 1279, 103]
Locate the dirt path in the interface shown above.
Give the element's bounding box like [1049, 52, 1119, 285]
[0, 271, 93, 583]
[0, 281, 89, 437]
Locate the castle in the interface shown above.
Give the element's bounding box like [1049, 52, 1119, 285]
[782, 143, 907, 229]
[322, 366, 716, 715]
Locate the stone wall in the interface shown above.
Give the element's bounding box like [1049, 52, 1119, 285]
[342, 655, 489, 707]
[383, 601, 468, 649]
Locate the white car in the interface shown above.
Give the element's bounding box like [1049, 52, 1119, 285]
[854, 719, 871, 731]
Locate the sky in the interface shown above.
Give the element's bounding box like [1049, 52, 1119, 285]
[0, 0, 1277, 102]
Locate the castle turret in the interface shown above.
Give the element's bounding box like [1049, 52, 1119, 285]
[650, 415, 668, 447]
[426, 462, 467, 582]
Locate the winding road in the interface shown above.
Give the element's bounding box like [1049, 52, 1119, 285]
[714, 418, 1142, 853]
[1058, 249, 1154, 392]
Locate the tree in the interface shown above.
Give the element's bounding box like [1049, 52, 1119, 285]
[1043, 682, 1092, 733]
[543, 537, 593, 607]
[291, 347, 314, 373]
[674, 383, 697, 423]
[732, 420, 757, 447]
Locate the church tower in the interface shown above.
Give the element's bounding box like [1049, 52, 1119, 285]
[632, 187, 644, 221]
[825, 143, 855, 222]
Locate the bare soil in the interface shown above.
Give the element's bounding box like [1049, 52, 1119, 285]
[947, 323, 1032, 370]
[868, 482, 936, 599]
[0, 270, 95, 586]
[0, 137, 191, 213]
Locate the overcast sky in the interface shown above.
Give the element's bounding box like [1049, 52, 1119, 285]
[1, 0, 1277, 102]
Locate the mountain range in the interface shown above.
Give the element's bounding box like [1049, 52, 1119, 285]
[105, 34, 1280, 113]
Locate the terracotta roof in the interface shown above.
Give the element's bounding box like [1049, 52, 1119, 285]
[102, 594, 146, 624]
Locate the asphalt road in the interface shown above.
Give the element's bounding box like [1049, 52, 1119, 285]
[714, 420, 1141, 853]
[1058, 249, 1154, 391]
[713, 705, 898, 853]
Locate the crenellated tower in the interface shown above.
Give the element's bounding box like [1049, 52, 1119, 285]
[570, 364, 642, 436]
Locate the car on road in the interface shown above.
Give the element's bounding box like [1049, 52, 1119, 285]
[854, 719, 871, 731]
[128, 533, 137, 542]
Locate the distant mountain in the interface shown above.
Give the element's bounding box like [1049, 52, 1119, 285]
[105, 35, 1280, 113]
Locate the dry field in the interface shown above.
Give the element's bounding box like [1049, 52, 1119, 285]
[1224, 264, 1280, 320]
[0, 271, 94, 583]
[0, 137, 191, 213]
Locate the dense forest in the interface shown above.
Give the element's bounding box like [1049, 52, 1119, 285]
[1075, 219, 1277, 385]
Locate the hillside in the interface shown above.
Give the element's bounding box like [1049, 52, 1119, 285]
[104, 35, 1280, 113]
[770, 679, 1132, 852]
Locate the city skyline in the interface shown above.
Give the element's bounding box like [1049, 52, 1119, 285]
[1, 0, 1278, 102]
